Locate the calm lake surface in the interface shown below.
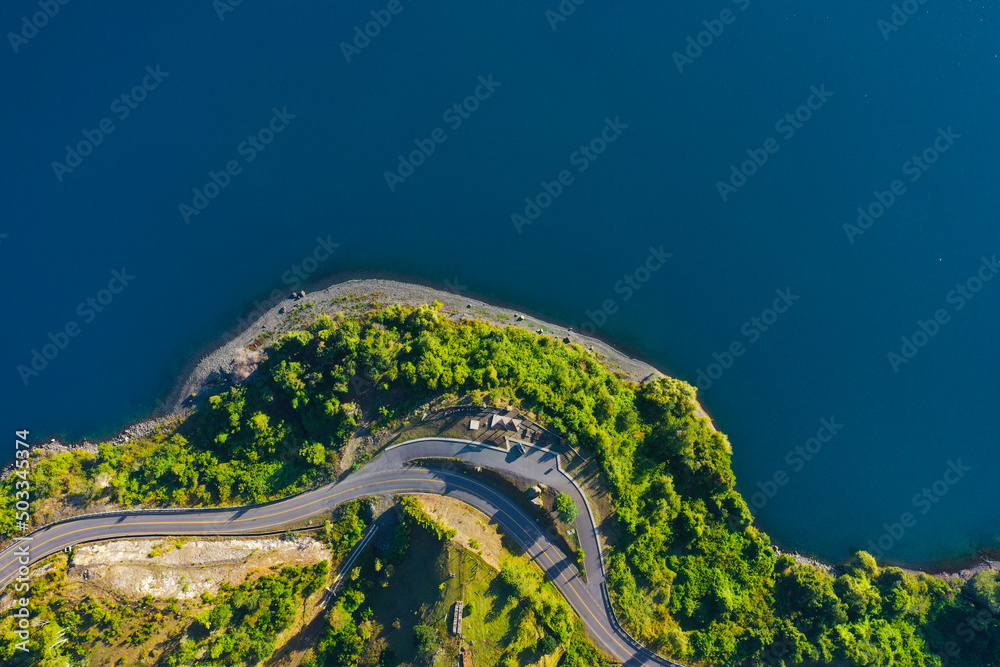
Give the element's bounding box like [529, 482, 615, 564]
[2, 2, 998, 568]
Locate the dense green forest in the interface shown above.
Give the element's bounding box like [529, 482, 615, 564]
[2, 303, 998, 666]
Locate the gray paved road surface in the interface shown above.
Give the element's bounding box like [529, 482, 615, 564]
[0, 438, 682, 666]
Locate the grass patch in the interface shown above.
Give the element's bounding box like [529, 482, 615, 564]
[349, 520, 572, 667]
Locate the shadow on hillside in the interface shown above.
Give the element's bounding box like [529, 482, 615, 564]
[264, 603, 329, 667]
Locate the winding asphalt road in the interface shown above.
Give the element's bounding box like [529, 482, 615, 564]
[0, 438, 682, 667]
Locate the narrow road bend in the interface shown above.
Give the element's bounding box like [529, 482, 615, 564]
[0, 438, 683, 667]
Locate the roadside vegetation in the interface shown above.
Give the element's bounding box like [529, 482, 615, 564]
[169, 562, 329, 667]
[307, 496, 606, 667]
[2, 302, 998, 665]
[0, 553, 328, 667]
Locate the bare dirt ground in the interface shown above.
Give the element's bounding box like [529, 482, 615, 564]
[337, 427, 374, 476]
[413, 494, 505, 570]
[69, 536, 330, 599]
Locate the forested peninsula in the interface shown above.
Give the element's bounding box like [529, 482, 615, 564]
[2, 288, 998, 667]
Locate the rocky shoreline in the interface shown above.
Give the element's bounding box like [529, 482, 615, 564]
[773, 546, 999, 584]
[28, 277, 997, 583]
[174, 278, 673, 411]
[20, 277, 683, 467]
[171, 277, 722, 428]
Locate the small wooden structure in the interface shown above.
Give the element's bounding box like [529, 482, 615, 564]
[451, 601, 464, 635]
[489, 413, 523, 432]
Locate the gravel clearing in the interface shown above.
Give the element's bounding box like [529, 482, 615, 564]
[68, 536, 330, 599]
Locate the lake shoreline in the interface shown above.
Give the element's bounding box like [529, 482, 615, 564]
[31, 275, 997, 581]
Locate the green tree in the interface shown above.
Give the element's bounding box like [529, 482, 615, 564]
[967, 571, 1000, 614]
[555, 493, 579, 523]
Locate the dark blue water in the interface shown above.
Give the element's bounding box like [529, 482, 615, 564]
[2, 1, 998, 568]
